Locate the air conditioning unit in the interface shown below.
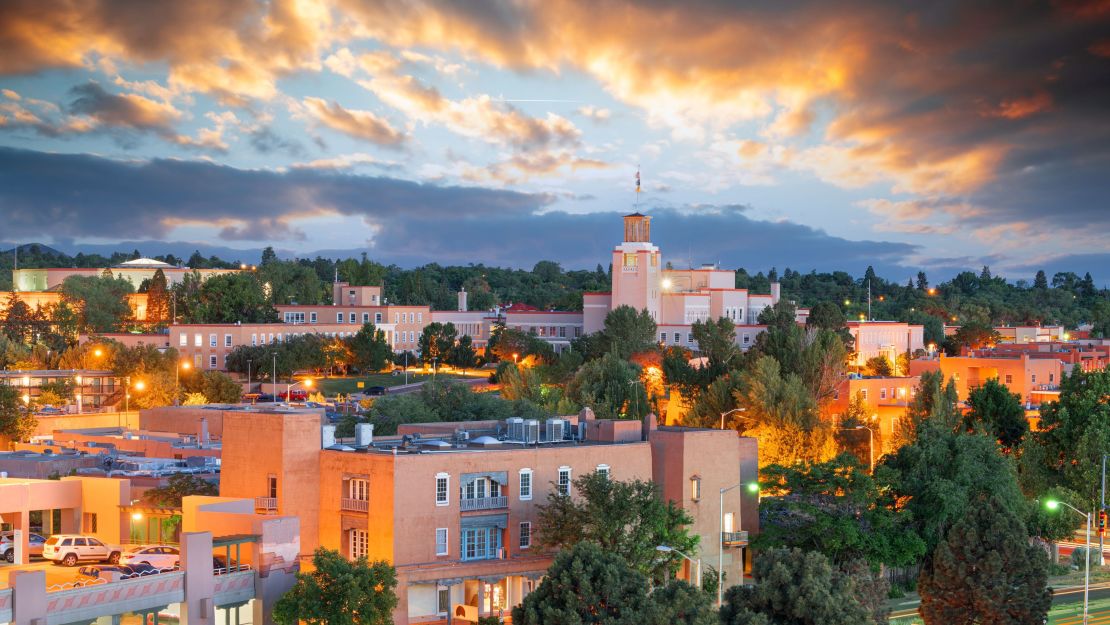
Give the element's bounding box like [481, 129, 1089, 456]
[546, 419, 565, 442]
[507, 417, 524, 441]
[524, 420, 540, 444]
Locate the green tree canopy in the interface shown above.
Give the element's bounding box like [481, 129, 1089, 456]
[61, 274, 134, 333]
[918, 495, 1051, 625]
[962, 378, 1027, 451]
[192, 272, 278, 323]
[273, 548, 397, 625]
[536, 471, 697, 582]
[347, 323, 393, 372]
[183, 370, 243, 404]
[143, 474, 218, 507]
[806, 301, 846, 331]
[0, 385, 36, 442]
[418, 322, 457, 366]
[565, 352, 649, 420]
[598, 305, 658, 359]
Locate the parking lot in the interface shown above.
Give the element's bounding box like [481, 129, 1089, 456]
[0, 558, 85, 589]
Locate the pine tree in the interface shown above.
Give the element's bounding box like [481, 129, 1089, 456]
[1033, 270, 1048, 290]
[146, 268, 171, 323]
[918, 495, 1051, 625]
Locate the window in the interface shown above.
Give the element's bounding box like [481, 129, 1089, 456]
[350, 529, 369, 559]
[519, 522, 532, 549]
[623, 252, 638, 267]
[461, 527, 501, 561]
[251, 333, 258, 346]
[179, 333, 187, 346]
[310, 312, 317, 323]
[660, 332, 667, 343]
[880, 388, 887, 400]
[74, 538, 88, 547]
[435, 473, 450, 506]
[418, 313, 423, 322]
[362, 312, 370, 323]
[268, 476, 278, 499]
[349, 478, 369, 501]
[194, 333, 202, 347]
[284, 312, 305, 324]
[687, 333, 694, 344]
[269, 333, 274, 343]
[1032, 374, 1037, 383]
[558, 467, 572, 496]
[1049, 373, 1055, 383]
[375, 312, 382, 324]
[1005, 374, 1013, 384]
[224, 334, 232, 347]
[209, 355, 217, 369]
[596, 464, 610, 480]
[723, 512, 735, 533]
[337, 313, 343, 323]
[691, 476, 702, 501]
[559, 326, 566, 338]
[435, 528, 448, 556]
[519, 469, 533, 500]
[437, 588, 450, 615]
[743, 334, 750, 344]
[574, 327, 581, 337]
[349, 313, 356, 323]
[674, 332, 681, 343]
[861, 389, 868, 400]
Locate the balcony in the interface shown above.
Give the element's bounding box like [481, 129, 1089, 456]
[254, 497, 277, 511]
[722, 531, 749, 546]
[460, 496, 508, 512]
[341, 497, 370, 513]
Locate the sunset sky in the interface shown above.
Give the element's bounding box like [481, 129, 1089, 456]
[1, 0, 1108, 281]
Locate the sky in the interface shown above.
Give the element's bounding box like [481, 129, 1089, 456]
[0, 0, 1108, 283]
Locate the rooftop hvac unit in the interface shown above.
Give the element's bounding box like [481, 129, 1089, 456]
[507, 417, 524, 441]
[524, 419, 540, 444]
[546, 419, 565, 442]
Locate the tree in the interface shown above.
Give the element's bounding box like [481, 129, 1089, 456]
[146, 268, 171, 323]
[739, 356, 835, 467]
[448, 334, 478, 372]
[756, 454, 925, 568]
[182, 392, 207, 405]
[1033, 270, 1048, 290]
[512, 541, 655, 625]
[273, 548, 397, 625]
[143, 474, 218, 507]
[488, 324, 554, 364]
[187, 370, 242, 404]
[600, 305, 657, 359]
[536, 472, 697, 582]
[1, 296, 37, 343]
[565, 353, 649, 420]
[61, 274, 134, 332]
[719, 548, 874, 625]
[949, 321, 1002, 351]
[418, 322, 457, 367]
[806, 301, 846, 331]
[963, 378, 1027, 450]
[918, 495, 1051, 625]
[894, 371, 959, 447]
[0, 385, 36, 443]
[347, 323, 393, 372]
[691, 317, 738, 367]
[645, 581, 717, 625]
[862, 355, 892, 377]
[193, 273, 277, 323]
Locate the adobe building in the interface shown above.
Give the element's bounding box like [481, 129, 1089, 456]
[845, 320, 926, 374]
[218, 410, 759, 624]
[909, 352, 1064, 408]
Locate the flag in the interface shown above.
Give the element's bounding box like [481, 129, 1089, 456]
[635, 169, 641, 193]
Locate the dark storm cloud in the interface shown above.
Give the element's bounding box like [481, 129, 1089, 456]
[0, 147, 920, 276]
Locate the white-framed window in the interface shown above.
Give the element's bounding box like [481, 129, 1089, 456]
[337, 313, 343, 323]
[349, 313, 356, 323]
[375, 312, 382, 324]
[660, 332, 667, 343]
[435, 527, 448, 556]
[691, 476, 702, 501]
[209, 355, 217, 369]
[350, 528, 369, 559]
[435, 473, 450, 506]
[743, 334, 750, 344]
[310, 312, 317, 323]
[519, 522, 532, 549]
[723, 512, 735, 533]
[209, 333, 217, 347]
[596, 464, 610, 480]
[1032, 374, 1037, 383]
[519, 469, 533, 500]
[194, 333, 202, 347]
[674, 332, 680, 343]
[349, 478, 369, 501]
[558, 466, 572, 496]
[437, 587, 450, 615]
[224, 334, 232, 347]
[559, 326, 566, 338]
[418, 312, 423, 322]
[251, 333, 258, 346]
[269, 333, 274, 343]
[362, 312, 370, 323]
[880, 388, 887, 400]
[179, 333, 187, 346]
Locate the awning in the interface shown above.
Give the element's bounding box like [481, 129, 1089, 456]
[461, 471, 508, 487]
[460, 514, 508, 530]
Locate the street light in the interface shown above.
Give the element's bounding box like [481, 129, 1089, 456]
[656, 545, 701, 588]
[837, 425, 875, 471]
[174, 361, 191, 406]
[512, 353, 519, 365]
[75, 375, 83, 414]
[1047, 500, 1090, 624]
[718, 481, 759, 606]
[284, 378, 314, 403]
[719, 408, 750, 430]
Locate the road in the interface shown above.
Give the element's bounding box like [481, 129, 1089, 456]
[890, 582, 1110, 622]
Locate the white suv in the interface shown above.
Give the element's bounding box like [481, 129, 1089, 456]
[43, 535, 122, 567]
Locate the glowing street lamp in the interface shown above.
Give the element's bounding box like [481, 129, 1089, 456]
[1046, 500, 1090, 624]
[656, 545, 701, 588]
[175, 360, 191, 405]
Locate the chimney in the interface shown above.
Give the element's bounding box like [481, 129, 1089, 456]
[770, 281, 781, 304]
[355, 423, 374, 447]
[321, 424, 336, 449]
[458, 288, 468, 312]
[642, 412, 658, 442]
[198, 418, 209, 446]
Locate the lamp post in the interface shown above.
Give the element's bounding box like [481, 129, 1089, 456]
[1047, 500, 1090, 624]
[284, 378, 314, 403]
[247, 359, 253, 398]
[174, 361, 191, 405]
[656, 545, 700, 588]
[719, 408, 749, 430]
[718, 481, 758, 606]
[512, 353, 519, 365]
[75, 375, 82, 414]
[837, 425, 875, 471]
[272, 354, 277, 400]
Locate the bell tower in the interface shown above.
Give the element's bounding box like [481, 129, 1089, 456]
[611, 213, 662, 322]
[623, 213, 651, 243]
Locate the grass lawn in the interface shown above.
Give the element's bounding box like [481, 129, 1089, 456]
[315, 372, 471, 395]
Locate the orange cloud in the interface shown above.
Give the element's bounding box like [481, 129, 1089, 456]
[989, 91, 1054, 120]
[301, 97, 408, 147]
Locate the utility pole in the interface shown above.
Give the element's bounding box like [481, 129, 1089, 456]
[1102, 455, 1106, 566]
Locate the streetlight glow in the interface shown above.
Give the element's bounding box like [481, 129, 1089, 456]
[1045, 500, 1059, 510]
[134, 380, 146, 391]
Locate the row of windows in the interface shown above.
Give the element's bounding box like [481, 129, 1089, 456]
[434, 465, 609, 506]
[429, 523, 532, 560]
[179, 333, 235, 348]
[394, 312, 423, 324]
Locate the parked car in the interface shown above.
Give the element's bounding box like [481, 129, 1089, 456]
[119, 545, 180, 569]
[1, 531, 47, 562]
[43, 535, 123, 567]
[363, 386, 387, 397]
[255, 393, 275, 403]
[278, 389, 308, 401]
[77, 563, 160, 581]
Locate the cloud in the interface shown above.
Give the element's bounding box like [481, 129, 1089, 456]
[291, 152, 400, 171]
[577, 105, 611, 123]
[300, 96, 408, 147]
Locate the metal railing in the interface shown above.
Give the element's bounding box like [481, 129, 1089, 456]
[341, 497, 370, 512]
[722, 531, 749, 546]
[254, 497, 278, 510]
[460, 496, 508, 511]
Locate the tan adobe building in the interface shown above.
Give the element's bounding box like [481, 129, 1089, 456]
[217, 409, 759, 624]
[909, 353, 1065, 408]
[11, 258, 240, 293]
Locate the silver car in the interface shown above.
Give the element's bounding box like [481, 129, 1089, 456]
[1, 531, 47, 562]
